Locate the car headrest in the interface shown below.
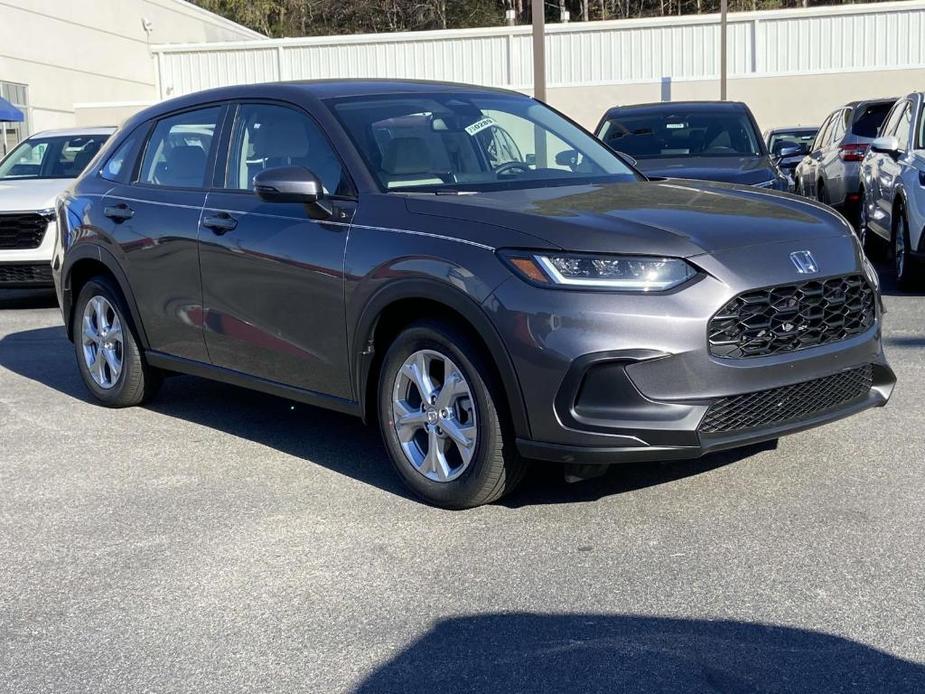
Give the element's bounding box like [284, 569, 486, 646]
[163, 145, 207, 186]
[381, 137, 433, 175]
[252, 118, 310, 159]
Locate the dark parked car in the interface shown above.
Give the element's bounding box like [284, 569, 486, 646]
[595, 101, 789, 190]
[794, 98, 896, 223]
[763, 126, 818, 189]
[56, 81, 894, 508]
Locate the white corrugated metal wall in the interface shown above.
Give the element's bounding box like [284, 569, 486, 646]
[152, 1, 925, 98]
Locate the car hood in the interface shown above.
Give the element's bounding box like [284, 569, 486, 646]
[0, 178, 71, 212]
[633, 156, 776, 185]
[402, 180, 850, 257]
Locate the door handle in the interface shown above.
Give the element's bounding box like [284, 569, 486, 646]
[202, 212, 238, 235]
[103, 203, 134, 222]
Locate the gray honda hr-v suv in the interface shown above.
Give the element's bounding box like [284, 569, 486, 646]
[55, 81, 894, 508]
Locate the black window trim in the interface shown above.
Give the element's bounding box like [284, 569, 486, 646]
[214, 98, 358, 201]
[130, 101, 230, 193]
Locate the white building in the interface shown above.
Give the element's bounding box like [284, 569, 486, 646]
[0, 0, 263, 154]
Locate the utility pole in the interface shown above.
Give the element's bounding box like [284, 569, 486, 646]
[532, 0, 546, 102]
[720, 0, 728, 100]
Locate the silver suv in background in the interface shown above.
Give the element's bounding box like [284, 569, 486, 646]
[0, 127, 114, 288]
[794, 99, 895, 225]
[860, 92, 924, 290]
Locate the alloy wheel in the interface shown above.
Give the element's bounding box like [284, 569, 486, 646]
[391, 349, 477, 482]
[895, 214, 907, 279]
[82, 295, 124, 389]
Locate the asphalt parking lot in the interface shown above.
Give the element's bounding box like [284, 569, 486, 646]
[1, 268, 924, 693]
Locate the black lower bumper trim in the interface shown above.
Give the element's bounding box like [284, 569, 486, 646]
[517, 382, 891, 465]
[0, 263, 54, 287]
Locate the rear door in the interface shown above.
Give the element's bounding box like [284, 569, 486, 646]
[198, 101, 355, 400]
[99, 105, 225, 361]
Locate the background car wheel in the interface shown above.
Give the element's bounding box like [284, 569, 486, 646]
[893, 206, 919, 291]
[817, 181, 829, 205]
[377, 320, 526, 509]
[73, 276, 160, 407]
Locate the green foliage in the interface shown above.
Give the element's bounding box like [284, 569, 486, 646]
[190, 0, 892, 37]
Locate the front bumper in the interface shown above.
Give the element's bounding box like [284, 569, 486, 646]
[485, 238, 894, 464]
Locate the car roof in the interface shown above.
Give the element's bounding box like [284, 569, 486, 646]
[281, 78, 524, 99]
[844, 98, 897, 110]
[603, 101, 750, 116]
[29, 126, 117, 138]
[768, 126, 817, 133]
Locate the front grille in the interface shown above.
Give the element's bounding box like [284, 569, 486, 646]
[708, 274, 875, 359]
[699, 365, 873, 434]
[0, 263, 54, 285]
[0, 213, 49, 250]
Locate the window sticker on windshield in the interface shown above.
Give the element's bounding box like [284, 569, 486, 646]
[465, 117, 496, 136]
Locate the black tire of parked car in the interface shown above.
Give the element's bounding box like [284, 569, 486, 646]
[377, 320, 526, 509]
[893, 204, 919, 291]
[73, 276, 161, 407]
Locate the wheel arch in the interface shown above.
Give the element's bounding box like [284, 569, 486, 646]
[354, 279, 530, 440]
[63, 244, 149, 349]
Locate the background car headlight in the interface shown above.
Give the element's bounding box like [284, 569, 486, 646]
[501, 252, 696, 291]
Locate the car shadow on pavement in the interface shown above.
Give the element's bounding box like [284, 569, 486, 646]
[354, 613, 925, 693]
[0, 326, 766, 506]
[0, 288, 59, 310]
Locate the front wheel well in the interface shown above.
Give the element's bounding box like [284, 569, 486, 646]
[362, 298, 512, 430]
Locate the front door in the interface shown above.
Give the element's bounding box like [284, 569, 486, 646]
[198, 102, 354, 400]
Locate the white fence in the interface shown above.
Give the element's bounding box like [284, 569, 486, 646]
[152, 1, 925, 99]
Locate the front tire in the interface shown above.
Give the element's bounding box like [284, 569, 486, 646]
[72, 276, 160, 407]
[377, 320, 525, 508]
[893, 206, 919, 291]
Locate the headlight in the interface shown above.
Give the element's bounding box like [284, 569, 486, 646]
[862, 254, 880, 292]
[501, 251, 697, 291]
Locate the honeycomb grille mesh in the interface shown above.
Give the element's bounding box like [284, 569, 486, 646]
[709, 275, 875, 359]
[0, 263, 53, 285]
[0, 213, 48, 250]
[700, 366, 873, 434]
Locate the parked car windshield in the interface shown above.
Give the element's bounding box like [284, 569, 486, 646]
[768, 129, 817, 155]
[851, 102, 893, 138]
[0, 133, 110, 180]
[329, 93, 637, 192]
[599, 109, 762, 159]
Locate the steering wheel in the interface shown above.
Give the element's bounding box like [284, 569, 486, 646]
[495, 161, 531, 178]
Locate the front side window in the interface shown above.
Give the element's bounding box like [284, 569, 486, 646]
[598, 109, 761, 160]
[138, 107, 221, 188]
[330, 93, 635, 192]
[895, 103, 913, 150]
[0, 133, 110, 180]
[225, 103, 346, 195]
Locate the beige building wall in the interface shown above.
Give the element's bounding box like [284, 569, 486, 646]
[0, 0, 262, 135]
[545, 67, 925, 133]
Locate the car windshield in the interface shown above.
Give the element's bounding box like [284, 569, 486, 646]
[598, 109, 762, 159]
[328, 93, 637, 192]
[852, 102, 893, 138]
[768, 129, 817, 155]
[0, 133, 110, 180]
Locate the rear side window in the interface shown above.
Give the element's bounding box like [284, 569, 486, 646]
[852, 102, 893, 138]
[812, 115, 833, 151]
[138, 107, 221, 188]
[101, 129, 142, 183]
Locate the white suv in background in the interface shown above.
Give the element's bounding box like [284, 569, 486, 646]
[0, 127, 114, 288]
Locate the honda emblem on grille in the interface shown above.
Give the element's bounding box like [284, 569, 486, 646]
[790, 250, 818, 274]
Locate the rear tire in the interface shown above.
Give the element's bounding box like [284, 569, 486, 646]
[72, 276, 160, 407]
[377, 320, 526, 509]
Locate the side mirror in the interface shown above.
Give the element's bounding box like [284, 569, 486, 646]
[778, 146, 802, 158]
[254, 166, 322, 204]
[870, 135, 901, 157]
[555, 149, 580, 167]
